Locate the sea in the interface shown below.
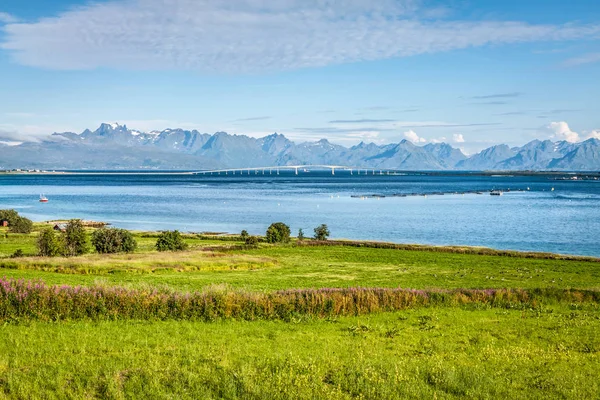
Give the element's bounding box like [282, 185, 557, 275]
[1, 171, 599, 256]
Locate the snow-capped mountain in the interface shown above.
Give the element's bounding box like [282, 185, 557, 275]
[1, 123, 599, 170]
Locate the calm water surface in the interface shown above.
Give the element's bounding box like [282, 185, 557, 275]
[1, 172, 599, 256]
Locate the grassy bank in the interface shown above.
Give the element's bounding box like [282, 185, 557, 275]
[1, 228, 599, 398]
[1, 244, 599, 292]
[0, 306, 598, 399]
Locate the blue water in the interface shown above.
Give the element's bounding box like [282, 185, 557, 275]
[1, 172, 599, 256]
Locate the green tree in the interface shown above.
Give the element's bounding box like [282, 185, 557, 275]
[92, 228, 137, 254]
[313, 224, 330, 241]
[298, 229, 305, 241]
[0, 209, 33, 234]
[266, 222, 291, 244]
[0, 209, 19, 224]
[9, 216, 33, 234]
[240, 230, 249, 241]
[63, 219, 88, 256]
[37, 228, 63, 257]
[156, 230, 188, 252]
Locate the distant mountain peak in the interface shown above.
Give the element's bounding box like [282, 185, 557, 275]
[4, 123, 600, 170]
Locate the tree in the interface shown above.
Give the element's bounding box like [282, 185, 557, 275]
[240, 230, 249, 241]
[37, 228, 63, 257]
[92, 228, 137, 254]
[0, 209, 19, 225]
[9, 216, 33, 234]
[298, 229, 305, 241]
[156, 230, 188, 252]
[0, 209, 33, 234]
[63, 219, 88, 256]
[266, 222, 291, 244]
[313, 224, 330, 241]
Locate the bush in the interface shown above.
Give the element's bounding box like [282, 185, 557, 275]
[92, 228, 137, 254]
[266, 222, 291, 244]
[240, 230, 249, 241]
[156, 230, 188, 252]
[0, 209, 33, 234]
[313, 224, 330, 241]
[37, 228, 63, 257]
[63, 219, 88, 256]
[245, 236, 259, 247]
[10, 249, 24, 258]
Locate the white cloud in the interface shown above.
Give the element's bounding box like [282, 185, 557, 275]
[430, 136, 447, 144]
[403, 129, 426, 143]
[452, 133, 465, 143]
[2, 0, 600, 72]
[543, 121, 580, 142]
[582, 130, 600, 140]
[562, 52, 600, 67]
[0, 12, 17, 24]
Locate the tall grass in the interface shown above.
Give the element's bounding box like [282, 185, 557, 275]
[0, 277, 597, 322]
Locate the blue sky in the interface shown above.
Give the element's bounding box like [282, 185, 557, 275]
[1, 0, 599, 153]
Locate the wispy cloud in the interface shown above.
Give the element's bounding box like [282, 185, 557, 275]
[562, 52, 600, 67]
[470, 101, 509, 105]
[329, 119, 396, 124]
[232, 116, 272, 122]
[2, 0, 600, 72]
[0, 12, 17, 24]
[471, 92, 522, 99]
[494, 111, 527, 116]
[394, 122, 500, 128]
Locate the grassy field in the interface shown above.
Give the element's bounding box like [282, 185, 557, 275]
[0, 226, 599, 398]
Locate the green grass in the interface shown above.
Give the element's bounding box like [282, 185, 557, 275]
[0, 305, 598, 399]
[1, 230, 599, 398]
[1, 243, 599, 292]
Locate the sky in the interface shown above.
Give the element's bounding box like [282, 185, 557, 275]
[1, 0, 599, 154]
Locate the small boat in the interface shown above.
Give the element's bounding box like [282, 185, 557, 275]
[490, 190, 503, 196]
[39, 194, 48, 203]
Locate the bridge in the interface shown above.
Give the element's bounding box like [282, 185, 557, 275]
[192, 165, 395, 176]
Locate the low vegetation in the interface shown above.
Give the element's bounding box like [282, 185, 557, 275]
[155, 230, 188, 252]
[0, 223, 598, 398]
[91, 228, 137, 254]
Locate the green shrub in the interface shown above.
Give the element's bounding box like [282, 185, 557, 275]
[63, 219, 88, 256]
[313, 224, 330, 241]
[10, 249, 24, 258]
[266, 222, 291, 244]
[37, 228, 63, 257]
[156, 230, 188, 252]
[91, 228, 137, 254]
[245, 236, 259, 247]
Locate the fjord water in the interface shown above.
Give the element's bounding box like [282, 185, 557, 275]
[1, 172, 599, 256]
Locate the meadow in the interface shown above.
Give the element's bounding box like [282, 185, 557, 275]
[0, 225, 599, 398]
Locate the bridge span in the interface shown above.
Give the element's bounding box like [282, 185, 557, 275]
[192, 165, 394, 176]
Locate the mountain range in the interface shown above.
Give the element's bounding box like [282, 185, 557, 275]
[1, 123, 599, 171]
